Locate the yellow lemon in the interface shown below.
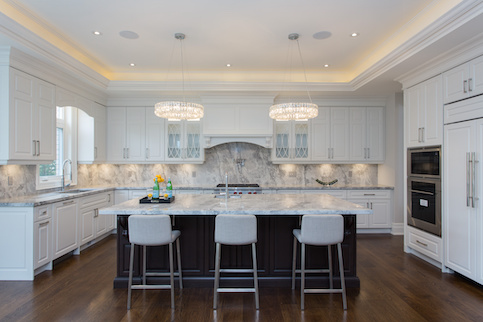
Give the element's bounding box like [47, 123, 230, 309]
[148, 193, 152, 198]
[164, 193, 168, 198]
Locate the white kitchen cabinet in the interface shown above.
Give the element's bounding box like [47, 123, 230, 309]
[166, 120, 203, 163]
[407, 225, 443, 263]
[311, 107, 350, 162]
[78, 102, 107, 163]
[444, 99, 483, 285]
[0, 68, 56, 164]
[33, 205, 52, 270]
[303, 190, 347, 199]
[107, 107, 146, 162]
[52, 199, 78, 259]
[443, 55, 483, 104]
[405, 75, 443, 147]
[350, 107, 385, 162]
[145, 107, 166, 161]
[114, 190, 130, 204]
[272, 120, 309, 163]
[347, 190, 392, 230]
[79, 191, 113, 246]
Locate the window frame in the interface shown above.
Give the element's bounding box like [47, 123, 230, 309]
[36, 106, 78, 190]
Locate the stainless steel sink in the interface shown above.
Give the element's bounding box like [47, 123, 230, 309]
[58, 188, 97, 194]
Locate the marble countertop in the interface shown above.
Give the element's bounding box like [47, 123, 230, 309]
[99, 193, 372, 216]
[0, 184, 393, 207]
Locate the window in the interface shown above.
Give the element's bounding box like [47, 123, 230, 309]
[37, 106, 77, 190]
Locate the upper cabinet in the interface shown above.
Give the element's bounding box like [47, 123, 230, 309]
[443, 55, 483, 104]
[78, 102, 107, 163]
[350, 107, 385, 162]
[272, 120, 309, 163]
[311, 107, 350, 162]
[166, 120, 203, 163]
[405, 75, 443, 147]
[107, 107, 147, 162]
[0, 67, 56, 164]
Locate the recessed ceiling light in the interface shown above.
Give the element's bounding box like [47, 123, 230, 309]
[119, 30, 139, 39]
[226, 63, 231, 67]
[351, 32, 359, 37]
[324, 64, 329, 68]
[92, 31, 102, 36]
[129, 63, 136, 67]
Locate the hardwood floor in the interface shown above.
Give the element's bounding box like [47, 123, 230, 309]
[0, 234, 482, 321]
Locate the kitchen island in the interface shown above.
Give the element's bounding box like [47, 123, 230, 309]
[100, 193, 371, 288]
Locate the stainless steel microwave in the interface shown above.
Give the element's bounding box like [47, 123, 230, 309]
[407, 146, 441, 178]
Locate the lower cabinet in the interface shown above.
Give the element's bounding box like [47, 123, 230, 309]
[52, 199, 79, 259]
[79, 192, 114, 246]
[34, 205, 52, 269]
[347, 190, 392, 229]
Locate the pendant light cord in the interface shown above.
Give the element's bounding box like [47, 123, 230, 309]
[295, 38, 313, 104]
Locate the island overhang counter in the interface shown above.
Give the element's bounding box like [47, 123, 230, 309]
[99, 193, 372, 289]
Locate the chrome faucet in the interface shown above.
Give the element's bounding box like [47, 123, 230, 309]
[62, 159, 72, 191]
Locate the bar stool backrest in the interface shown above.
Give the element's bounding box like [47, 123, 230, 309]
[215, 214, 257, 245]
[300, 214, 344, 245]
[128, 215, 172, 246]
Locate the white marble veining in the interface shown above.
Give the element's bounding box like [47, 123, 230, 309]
[99, 193, 372, 216]
[77, 143, 378, 188]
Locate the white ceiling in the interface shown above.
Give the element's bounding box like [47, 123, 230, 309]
[1, 0, 483, 97]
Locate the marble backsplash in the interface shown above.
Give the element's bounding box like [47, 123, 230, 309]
[0, 143, 377, 198]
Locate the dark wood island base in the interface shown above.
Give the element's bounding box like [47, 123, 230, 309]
[113, 214, 359, 289]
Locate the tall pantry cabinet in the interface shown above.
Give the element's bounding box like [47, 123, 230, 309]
[443, 95, 483, 285]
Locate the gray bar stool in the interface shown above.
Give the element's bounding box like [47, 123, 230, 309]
[291, 214, 347, 310]
[213, 214, 259, 310]
[127, 215, 183, 310]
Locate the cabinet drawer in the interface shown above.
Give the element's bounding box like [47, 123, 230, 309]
[408, 227, 442, 262]
[34, 205, 51, 222]
[304, 190, 347, 199]
[347, 190, 391, 199]
[79, 193, 110, 210]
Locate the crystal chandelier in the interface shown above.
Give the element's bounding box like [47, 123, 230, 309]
[269, 33, 318, 121]
[155, 33, 204, 120]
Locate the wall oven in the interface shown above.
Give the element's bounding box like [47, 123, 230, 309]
[407, 146, 441, 237]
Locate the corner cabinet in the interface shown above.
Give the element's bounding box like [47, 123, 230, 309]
[0, 67, 56, 164]
[272, 120, 309, 163]
[443, 55, 483, 104]
[405, 75, 443, 147]
[166, 120, 204, 163]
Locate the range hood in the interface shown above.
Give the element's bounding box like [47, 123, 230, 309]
[201, 95, 275, 149]
[204, 135, 272, 148]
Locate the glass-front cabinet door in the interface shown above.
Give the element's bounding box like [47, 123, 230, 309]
[166, 120, 203, 162]
[272, 120, 309, 162]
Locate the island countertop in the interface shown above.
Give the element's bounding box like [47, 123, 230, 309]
[99, 193, 372, 216]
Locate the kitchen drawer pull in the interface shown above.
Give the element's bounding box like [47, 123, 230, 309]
[416, 239, 428, 247]
[37, 141, 40, 156]
[363, 193, 376, 196]
[410, 189, 434, 196]
[32, 140, 36, 156]
[41, 211, 48, 216]
[63, 200, 75, 205]
[39, 221, 49, 227]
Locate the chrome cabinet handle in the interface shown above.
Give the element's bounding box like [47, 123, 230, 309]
[467, 152, 472, 207]
[63, 200, 75, 205]
[468, 78, 473, 92]
[126, 148, 129, 159]
[471, 152, 477, 208]
[367, 147, 370, 159]
[146, 148, 149, 159]
[37, 141, 40, 156]
[39, 221, 49, 227]
[33, 140, 36, 156]
[464, 80, 468, 93]
[416, 239, 428, 247]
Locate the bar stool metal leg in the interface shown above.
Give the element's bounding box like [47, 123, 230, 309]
[169, 242, 175, 309]
[127, 243, 135, 310]
[252, 243, 260, 310]
[328, 245, 333, 289]
[291, 236, 297, 290]
[176, 238, 183, 289]
[301, 243, 306, 310]
[338, 243, 347, 310]
[142, 245, 147, 285]
[213, 242, 221, 309]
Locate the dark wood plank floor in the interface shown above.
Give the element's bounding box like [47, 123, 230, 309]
[0, 234, 482, 321]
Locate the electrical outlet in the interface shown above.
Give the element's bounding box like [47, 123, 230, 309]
[289, 171, 296, 177]
[8, 176, 13, 186]
[192, 171, 196, 178]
